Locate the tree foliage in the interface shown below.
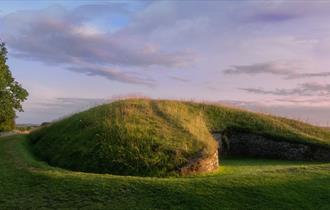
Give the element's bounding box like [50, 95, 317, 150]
[0, 42, 28, 131]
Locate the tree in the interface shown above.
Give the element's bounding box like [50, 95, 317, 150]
[0, 42, 28, 131]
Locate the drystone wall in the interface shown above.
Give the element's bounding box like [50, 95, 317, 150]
[179, 150, 219, 175]
[213, 132, 330, 161]
[180, 130, 330, 175]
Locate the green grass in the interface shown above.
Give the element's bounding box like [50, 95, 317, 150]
[29, 99, 330, 177]
[1, 135, 329, 209]
[29, 99, 218, 176]
[191, 102, 330, 147]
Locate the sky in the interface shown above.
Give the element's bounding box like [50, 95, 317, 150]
[1, 0, 330, 126]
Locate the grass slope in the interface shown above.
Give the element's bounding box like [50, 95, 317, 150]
[29, 100, 217, 176]
[196, 102, 330, 147]
[1, 135, 329, 210]
[29, 99, 330, 177]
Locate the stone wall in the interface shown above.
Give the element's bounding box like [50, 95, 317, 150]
[213, 132, 330, 161]
[179, 150, 219, 175]
[179, 131, 330, 175]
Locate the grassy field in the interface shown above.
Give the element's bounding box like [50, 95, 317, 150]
[1, 134, 329, 209]
[29, 99, 330, 177]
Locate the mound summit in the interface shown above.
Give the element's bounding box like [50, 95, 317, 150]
[29, 99, 330, 177]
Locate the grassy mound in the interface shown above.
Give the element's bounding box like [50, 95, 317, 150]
[29, 99, 330, 177]
[29, 99, 217, 176]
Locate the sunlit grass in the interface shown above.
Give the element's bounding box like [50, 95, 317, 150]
[1, 135, 329, 209]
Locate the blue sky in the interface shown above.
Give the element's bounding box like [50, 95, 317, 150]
[1, 0, 330, 125]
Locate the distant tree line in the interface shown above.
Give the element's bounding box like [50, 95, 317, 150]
[0, 42, 28, 131]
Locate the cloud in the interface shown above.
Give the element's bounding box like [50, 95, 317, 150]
[224, 61, 295, 75]
[240, 88, 297, 96]
[35, 97, 110, 109]
[0, 4, 194, 85]
[3, 2, 329, 86]
[70, 3, 130, 19]
[241, 83, 330, 96]
[68, 63, 155, 86]
[243, 1, 330, 23]
[169, 76, 190, 83]
[224, 61, 330, 80]
[286, 72, 330, 79]
[246, 10, 301, 23]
